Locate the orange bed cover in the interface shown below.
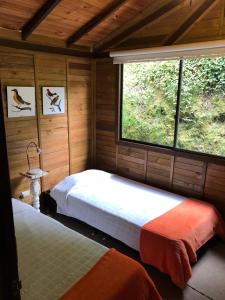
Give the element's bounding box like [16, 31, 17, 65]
[140, 198, 225, 288]
[60, 248, 162, 300]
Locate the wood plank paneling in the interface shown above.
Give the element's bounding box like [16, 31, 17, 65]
[0, 46, 93, 204]
[147, 151, 173, 189]
[117, 145, 146, 182]
[172, 156, 206, 198]
[205, 163, 225, 216]
[32, 0, 153, 47]
[0, 0, 46, 31]
[67, 58, 92, 173]
[35, 53, 69, 191]
[0, 51, 39, 202]
[95, 60, 118, 172]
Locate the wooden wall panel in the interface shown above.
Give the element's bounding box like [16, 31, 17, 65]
[95, 59, 225, 218]
[205, 163, 225, 216]
[95, 60, 118, 172]
[147, 151, 173, 189]
[0, 46, 93, 203]
[172, 157, 206, 198]
[67, 58, 92, 174]
[35, 54, 69, 191]
[0, 51, 39, 201]
[117, 145, 146, 182]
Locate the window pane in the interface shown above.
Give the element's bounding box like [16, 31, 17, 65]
[178, 57, 225, 156]
[121, 61, 179, 146]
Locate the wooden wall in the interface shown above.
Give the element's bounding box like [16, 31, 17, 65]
[0, 46, 93, 202]
[95, 59, 225, 218]
[1, 47, 225, 217]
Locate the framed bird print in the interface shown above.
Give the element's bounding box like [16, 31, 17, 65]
[42, 87, 65, 115]
[7, 86, 36, 118]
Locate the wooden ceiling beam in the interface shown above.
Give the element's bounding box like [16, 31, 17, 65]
[0, 37, 91, 57]
[22, 0, 62, 40]
[66, 0, 126, 46]
[94, 0, 183, 53]
[164, 0, 216, 45]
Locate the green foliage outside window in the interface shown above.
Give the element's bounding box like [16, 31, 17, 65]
[122, 61, 178, 146]
[121, 57, 225, 157]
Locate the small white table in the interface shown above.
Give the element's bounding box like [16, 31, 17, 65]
[20, 169, 48, 212]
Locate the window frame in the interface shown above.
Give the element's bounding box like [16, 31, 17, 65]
[118, 59, 225, 163]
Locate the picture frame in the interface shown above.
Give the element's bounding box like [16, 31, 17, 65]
[7, 86, 36, 118]
[42, 87, 65, 115]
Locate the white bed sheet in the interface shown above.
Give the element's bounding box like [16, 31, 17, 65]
[13, 199, 107, 300]
[50, 169, 185, 250]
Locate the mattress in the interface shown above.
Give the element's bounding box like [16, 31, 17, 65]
[13, 199, 107, 300]
[50, 169, 185, 250]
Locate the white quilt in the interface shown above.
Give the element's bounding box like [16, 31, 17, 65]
[50, 169, 185, 250]
[13, 199, 107, 300]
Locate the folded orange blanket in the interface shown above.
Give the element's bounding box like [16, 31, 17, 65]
[60, 248, 162, 300]
[140, 198, 225, 288]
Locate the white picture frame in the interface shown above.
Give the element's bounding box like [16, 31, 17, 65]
[42, 87, 65, 115]
[7, 86, 36, 118]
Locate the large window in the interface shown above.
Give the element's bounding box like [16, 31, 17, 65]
[121, 57, 225, 157]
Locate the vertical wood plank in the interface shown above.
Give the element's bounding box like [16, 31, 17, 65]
[95, 60, 118, 172]
[67, 57, 92, 174]
[91, 59, 96, 167]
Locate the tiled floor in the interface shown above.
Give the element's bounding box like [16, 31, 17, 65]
[48, 211, 225, 300]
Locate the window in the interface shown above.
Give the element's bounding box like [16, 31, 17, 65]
[122, 61, 179, 147]
[121, 57, 225, 158]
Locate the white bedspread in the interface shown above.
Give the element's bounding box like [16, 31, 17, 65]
[13, 199, 107, 300]
[50, 169, 185, 250]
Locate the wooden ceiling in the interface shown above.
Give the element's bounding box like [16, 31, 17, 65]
[0, 0, 224, 56]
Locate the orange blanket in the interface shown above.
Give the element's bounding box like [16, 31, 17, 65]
[140, 198, 225, 288]
[60, 248, 162, 300]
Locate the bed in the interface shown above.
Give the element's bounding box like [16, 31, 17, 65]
[13, 198, 161, 300]
[50, 169, 225, 288]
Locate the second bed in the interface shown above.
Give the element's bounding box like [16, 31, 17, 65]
[50, 169, 225, 287]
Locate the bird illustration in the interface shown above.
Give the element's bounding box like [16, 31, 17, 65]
[50, 95, 59, 106]
[50, 95, 62, 112]
[46, 89, 57, 98]
[11, 89, 31, 106]
[12, 105, 31, 112]
[45, 88, 62, 112]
